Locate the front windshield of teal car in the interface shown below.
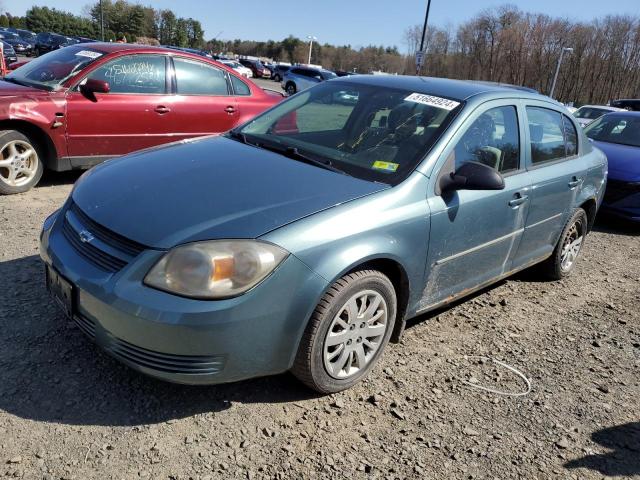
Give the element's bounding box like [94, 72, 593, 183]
[584, 114, 640, 148]
[5, 45, 105, 91]
[236, 81, 463, 185]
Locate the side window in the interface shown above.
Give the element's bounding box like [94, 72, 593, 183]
[174, 57, 228, 96]
[230, 74, 250, 96]
[452, 106, 520, 174]
[87, 55, 166, 94]
[526, 107, 566, 164]
[563, 115, 578, 157]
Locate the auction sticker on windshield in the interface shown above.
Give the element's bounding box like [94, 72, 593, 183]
[372, 161, 399, 172]
[75, 50, 102, 59]
[404, 93, 460, 111]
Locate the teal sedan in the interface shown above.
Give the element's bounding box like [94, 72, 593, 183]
[40, 76, 607, 393]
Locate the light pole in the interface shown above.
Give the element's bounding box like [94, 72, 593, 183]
[307, 35, 317, 64]
[549, 46, 573, 99]
[416, 0, 432, 75]
[99, 0, 104, 41]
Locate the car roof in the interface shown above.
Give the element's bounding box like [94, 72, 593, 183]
[336, 75, 552, 102]
[577, 104, 622, 110]
[602, 111, 640, 118]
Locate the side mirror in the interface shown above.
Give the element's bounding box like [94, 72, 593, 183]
[80, 78, 110, 96]
[441, 161, 505, 192]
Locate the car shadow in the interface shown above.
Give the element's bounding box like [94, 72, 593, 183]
[37, 169, 84, 188]
[564, 422, 640, 477]
[593, 214, 640, 236]
[0, 255, 317, 428]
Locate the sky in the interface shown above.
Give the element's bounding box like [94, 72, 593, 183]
[4, 0, 640, 50]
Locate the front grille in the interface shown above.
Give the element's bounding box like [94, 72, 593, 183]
[62, 202, 148, 273]
[604, 179, 640, 204]
[73, 313, 224, 375]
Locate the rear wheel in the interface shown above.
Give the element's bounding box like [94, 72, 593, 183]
[286, 82, 296, 96]
[274, 73, 281, 82]
[292, 270, 396, 393]
[541, 208, 588, 280]
[0, 130, 43, 195]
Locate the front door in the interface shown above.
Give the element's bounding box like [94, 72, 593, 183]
[66, 54, 174, 158]
[421, 103, 530, 310]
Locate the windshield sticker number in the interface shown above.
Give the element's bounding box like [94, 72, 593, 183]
[372, 161, 399, 173]
[75, 50, 102, 59]
[404, 93, 460, 111]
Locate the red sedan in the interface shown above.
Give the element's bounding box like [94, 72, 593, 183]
[0, 43, 282, 194]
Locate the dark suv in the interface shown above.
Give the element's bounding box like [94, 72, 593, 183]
[270, 64, 290, 82]
[34, 32, 76, 56]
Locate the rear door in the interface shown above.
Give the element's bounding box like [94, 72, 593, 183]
[512, 104, 584, 269]
[65, 53, 174, 158]
[423, 101, 531, 309]
[164, 56, 239, 136]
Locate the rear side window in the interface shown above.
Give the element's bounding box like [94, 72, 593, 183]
[174, 57, 228, 96]
[452, 105, 520, 174]
[87, 54, 166, 94]
[563, 115, 578, 156]
[230, 75, 250, 96]
[526, 107, 566, 164]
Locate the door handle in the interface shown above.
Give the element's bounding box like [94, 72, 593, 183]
[224, 106, 236, 114]
[568, 176, 582, 188]
[154, 105, 170, 114]
[508, 193, 529, 208]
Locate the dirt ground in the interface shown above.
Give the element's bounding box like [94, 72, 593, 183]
[0, 170, 639, 480]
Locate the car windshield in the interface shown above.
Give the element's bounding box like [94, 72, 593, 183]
[584, 114, 640, 148]
[5, 45, 105, 91]
[321, 70, 337, 80]
[574, 107, 610, 120]
[2, 32, 20, 40]
[234, 81, 463, 185]
[18, 31, 35, 41]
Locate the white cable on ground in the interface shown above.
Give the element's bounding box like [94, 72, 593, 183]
[457, 356, 532, 397]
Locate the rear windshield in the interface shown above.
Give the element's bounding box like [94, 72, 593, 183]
[574, 107, 611, 120]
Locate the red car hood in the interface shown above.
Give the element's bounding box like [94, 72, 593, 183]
[0, 80, 48, 97]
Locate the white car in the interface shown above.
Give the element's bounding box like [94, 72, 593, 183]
[220, 60, 253, 78]
[572, 104, 625, 127]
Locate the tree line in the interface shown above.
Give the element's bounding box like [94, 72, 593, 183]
[405, 6, 640, 104]
[10, 1, 205, 47]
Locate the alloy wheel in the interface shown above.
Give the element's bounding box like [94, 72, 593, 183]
[0, 140, 39, 188]
[323, 290, 388, 379]
[560, 222, 583, 272]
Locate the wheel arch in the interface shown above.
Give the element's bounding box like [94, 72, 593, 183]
[338, 255, 411, 344]
[0, 120, 58, 170]
[579, 197, 598, 232]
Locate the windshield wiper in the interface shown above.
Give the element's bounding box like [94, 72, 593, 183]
[259, 141, 345, 174]
[228, 129, 249, 144]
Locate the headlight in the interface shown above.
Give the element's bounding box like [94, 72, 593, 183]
[144, 240, 288, 299]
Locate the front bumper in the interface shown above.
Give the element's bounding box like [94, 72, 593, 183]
[40, 207, 328, 385]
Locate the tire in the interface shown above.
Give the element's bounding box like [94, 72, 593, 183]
[292, 270, 397, 394]
[541, 208, 588, 280]
[285, 82, 296, 96]
[274, 74, 281, 82]
[0, 130, 44, 195]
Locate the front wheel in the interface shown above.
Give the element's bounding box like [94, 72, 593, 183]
[541, 208, 588, 280]
[292, 270, 397, 394]
[273, 74, 281, 82]
[285, 82, 296, 96]
[0, 130, 43, 195]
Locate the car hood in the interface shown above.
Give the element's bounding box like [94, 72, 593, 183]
[592, 140, 640, 181]
[72, 136, 388, 249]
[0, 79, 44, 96]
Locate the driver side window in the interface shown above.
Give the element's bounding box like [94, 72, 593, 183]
[85, 55, 166, 95]
[453, 106, 520, 174]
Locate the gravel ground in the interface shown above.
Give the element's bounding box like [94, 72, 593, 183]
[0, 170, 639, 480]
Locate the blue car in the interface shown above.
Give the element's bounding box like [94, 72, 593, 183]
[584, 111, 640, 222]
[40, 76, 607, 393]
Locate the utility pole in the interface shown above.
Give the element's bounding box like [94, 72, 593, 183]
[307, 35, 317, 65]
[416, 0, 432, 75]
[550, 46, 573, 99]
[99, 0, 104, 41]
